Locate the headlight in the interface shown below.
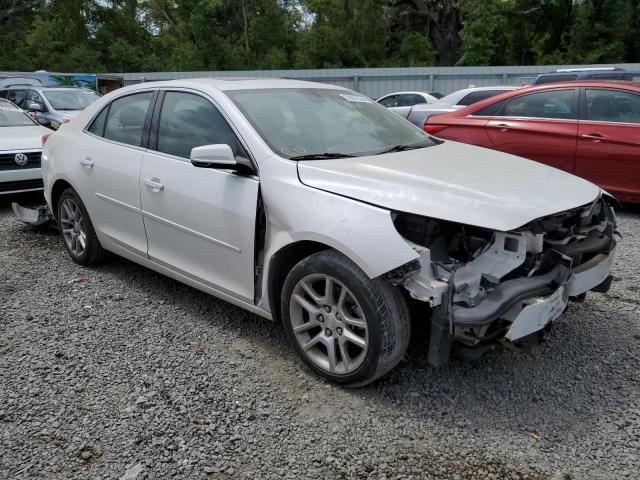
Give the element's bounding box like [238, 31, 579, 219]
[392, 212, 492, 264]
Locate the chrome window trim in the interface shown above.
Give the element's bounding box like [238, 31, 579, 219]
[579, 119, 640, 127]
[467, 114, 579, 124]
[82, 89, 157, 151]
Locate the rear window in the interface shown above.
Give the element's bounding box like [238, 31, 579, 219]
[0, 101, 36, 127]
[457, 90, 508, 106]
[534, 74, 578, 85]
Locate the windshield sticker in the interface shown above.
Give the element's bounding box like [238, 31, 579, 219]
[340, 94, 372, 103]
[0, 105, 23, 113]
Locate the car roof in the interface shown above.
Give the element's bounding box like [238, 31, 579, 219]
[378, 91, 440, 99]
[517, 80, 640, 92]
[123, 77, 347, 93]
[430, 80, 640, 121]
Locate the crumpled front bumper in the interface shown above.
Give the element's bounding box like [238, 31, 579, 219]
[503, 248, 615, 341]
[450, 207, 617, 343]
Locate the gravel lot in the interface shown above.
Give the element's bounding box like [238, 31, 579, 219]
[1, 193, 639, 480]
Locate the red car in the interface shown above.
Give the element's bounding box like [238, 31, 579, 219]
[424, 81, 640, 203]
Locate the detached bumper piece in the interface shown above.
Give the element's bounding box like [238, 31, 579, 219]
[11, 203, 55, 228]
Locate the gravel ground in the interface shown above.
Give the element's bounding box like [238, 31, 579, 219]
[1, 192, 639, 480]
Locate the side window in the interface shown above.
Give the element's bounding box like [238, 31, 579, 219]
[0, 90, 7, 99]
[397, 94, 426, 107]
[586, 89, 640, 124]
[9, 89, 26, 108]
[535, 74, 577, 85]
[87, 106, 109, 136]
[458, 90, 505, 106]
[26, 90, 45, 109]
[473, 99, 507, 117]
[378, 95, 399, 107]
[157, 91, 245, 159]
[500, 89, 576, 119]
[103, 92, 153, 146]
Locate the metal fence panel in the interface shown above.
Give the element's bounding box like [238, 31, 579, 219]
[5, 64, 639, 97]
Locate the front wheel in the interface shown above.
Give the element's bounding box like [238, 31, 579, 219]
[281, 250, 410, 387]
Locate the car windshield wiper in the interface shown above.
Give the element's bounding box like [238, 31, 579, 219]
[289, 152, 357, 160]
[376, 143, 432, 155]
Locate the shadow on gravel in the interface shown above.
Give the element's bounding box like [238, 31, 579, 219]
[88, 251, 638, 445]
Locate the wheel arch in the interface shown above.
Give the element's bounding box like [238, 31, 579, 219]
[50, 178, 75, 219]
[266, 240, 336, 324]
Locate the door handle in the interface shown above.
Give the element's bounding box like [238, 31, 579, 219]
[495, 123, 510, 132]
[80, 156, 94, 168]
[581, 133, 606, 143]
[144, 178, 164, 192]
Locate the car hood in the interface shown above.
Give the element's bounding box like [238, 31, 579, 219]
[297, 141, 601, 231]
[0, 125, 49, 151]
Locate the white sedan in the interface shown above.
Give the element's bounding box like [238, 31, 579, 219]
[42, 78, 616, 386]
[376, 91, 442, 117]
[0, 99, 50, 194]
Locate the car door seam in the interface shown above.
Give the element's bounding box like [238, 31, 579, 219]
[140, 209, 242, 253]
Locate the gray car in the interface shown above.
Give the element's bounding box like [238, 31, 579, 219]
[406, 86, 520, 127]
[0, 85, 100, 130]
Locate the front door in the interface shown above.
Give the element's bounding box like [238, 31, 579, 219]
[575, 87, 640, 202]
[140, 90, 259, 302]
[485, 88, 578, 172]
[78, 90, 155, 255]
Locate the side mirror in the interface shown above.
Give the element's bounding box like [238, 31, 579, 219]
[28, 103, 42, 112]
[190, 144, 237, 169]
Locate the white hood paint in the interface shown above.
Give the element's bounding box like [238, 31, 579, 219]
[297, 141, 601, 232]
[0, 125, 50, 151]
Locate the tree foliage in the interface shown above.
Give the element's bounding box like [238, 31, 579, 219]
[0, 0, 637, 72]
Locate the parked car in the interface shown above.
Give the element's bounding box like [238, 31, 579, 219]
[0, 98, 50, 194]
[0, 77, 43, 88]
[406, 86, 520, 127]
[532, 67, 640, 85]
[377, 91, 442, 117]
[424, 81, 640, 203]
[0, 85, 100, 130]
[43, 78, 616, 386]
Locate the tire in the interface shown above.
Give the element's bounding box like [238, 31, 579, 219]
[56, 187, 105, 265]
[281, 249, 410, 387]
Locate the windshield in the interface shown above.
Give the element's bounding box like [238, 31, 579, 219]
[43, 89, 100, 110]
[0, 102, 36, 127]
[227, 88, 434, 158]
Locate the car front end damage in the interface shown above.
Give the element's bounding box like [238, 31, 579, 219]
[391, 196, 617, 365]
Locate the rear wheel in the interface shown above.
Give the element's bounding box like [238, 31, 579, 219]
[281, 250, 410, 387]
[57, 188, 105, 265]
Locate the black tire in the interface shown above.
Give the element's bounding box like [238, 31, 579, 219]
[281, 249, 410, 387]
[56, 187, 105, 265]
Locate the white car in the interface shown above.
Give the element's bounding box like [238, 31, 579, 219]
[0, 98, 50, 194]
[376, 91, 442, 117]
[42, 79, 617, 386]
[406, 86, 520, 127]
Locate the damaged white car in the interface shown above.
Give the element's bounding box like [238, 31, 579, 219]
[41, 79, 617, 386]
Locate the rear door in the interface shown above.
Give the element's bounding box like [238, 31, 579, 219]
[140, 90, 259, 301]
[78, 90, 155, 255]
[575, 87, 640, 202]
[484, 88, 578, 172]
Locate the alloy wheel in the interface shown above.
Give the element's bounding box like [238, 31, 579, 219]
[60, 198, 87, 257]
[289, 274, 369, 375]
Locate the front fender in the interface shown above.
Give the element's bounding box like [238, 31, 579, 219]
[258, 157, 419, 313]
